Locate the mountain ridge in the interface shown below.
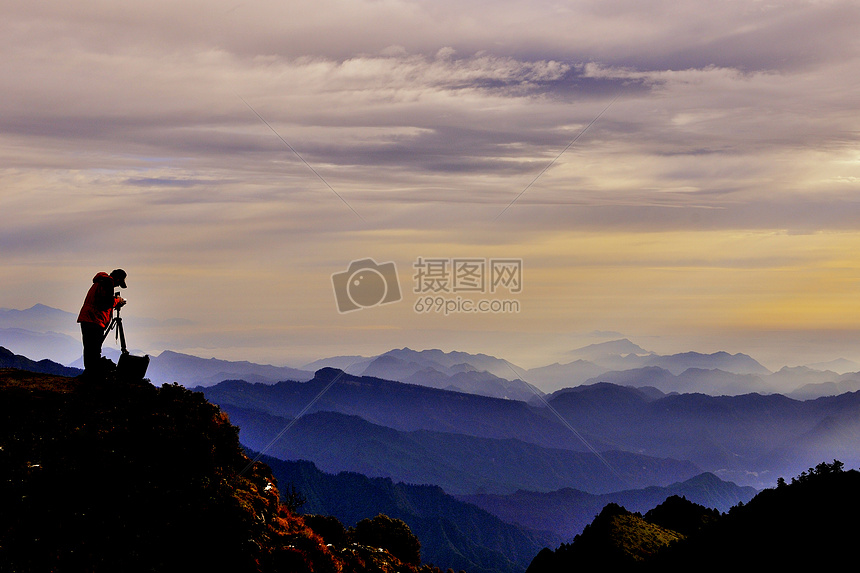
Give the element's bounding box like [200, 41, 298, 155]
[0, 368, 444, 573]
[219, 404, 701, 495]
[146, 350, 314, 386]
[200, 372, 860, 489]
[459, 471, 756, 540]
[527, 460, 859, 570]
[261, 456, 556, 573]
[0, 346, 82, 378]
[3, 304, 859, 398]
[198, 370, 587, 451]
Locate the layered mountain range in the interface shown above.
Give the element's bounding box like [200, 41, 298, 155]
[4, 303, 859, 572]
[4, 338, 855, 572]
[6, 303, 860, 400]
[191, 365, 852, 570]
[196, 368, 860, 493]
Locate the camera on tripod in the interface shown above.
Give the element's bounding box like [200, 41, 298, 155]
[102, 291, 148, 381]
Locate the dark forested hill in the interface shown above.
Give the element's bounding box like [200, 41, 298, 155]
[526, 460, 859, 571]
[460, 471, 756, 540]
[0, 369, 445, 573]
[261, 456, 556, 573]
[0, 346, 81, 377]
[649, 461, 860, 569]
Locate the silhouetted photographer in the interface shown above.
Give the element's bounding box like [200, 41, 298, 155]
[77, 269, 128, 379]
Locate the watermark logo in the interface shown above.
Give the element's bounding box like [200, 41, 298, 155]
[332, 257, 522, 315]
[331, 258, 402, 313]
[413, 258, 522, 294]
[413, 257, 523, 315]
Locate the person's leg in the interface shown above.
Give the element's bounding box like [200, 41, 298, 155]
[80, 322, 104, 378]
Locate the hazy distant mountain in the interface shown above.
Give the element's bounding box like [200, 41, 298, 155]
[131, 344, 860, 399]
[199, 370, 604, 452]
[0, 304, 193, 367]
[761, 392, 860, 468]
[201, 371, 860, 489]
[579, 362, 859, 398]
[545, 383, 860, 487]
[671, 368, 769, 394]
[642, 351, 771, 376]
[221, 406, 701, 496]
[375, 348, 521, 380]
[530, 348, 775, 396]
[767, 365, 840, 391]
[579, 366, 771, 396]
[806, 357, 860, 374]
[0, 304, 155, 365]
[0, 303, 81, 363]
[361, 354, 435, 381]
[0, 304, 78, 333]
[301, 355, 374, 375]
[404, 368, 542, 401]
[524, 360, 609, 393]
[787, 371, 860, 400]
[262, 457, 556, 573]
[6, 305, 852, 398]
[569, 366, 675, 393]
[568, 339, 652, 361]
[579, 350, 770, 377]
[147, 350, 313, 387]
[338, 347, 527, 382]
[460, 472, 757, 541]
[0, 346, 82, 377]
[0, 328, 82, 365]
[561, 340, 770, 382]
[790, 380, 860, 400]
[306, 347, 539, 400]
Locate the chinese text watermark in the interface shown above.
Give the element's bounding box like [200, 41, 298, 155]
[332, 257, 522, 314]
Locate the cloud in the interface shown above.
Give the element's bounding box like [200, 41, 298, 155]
[2, 0, 860, 365]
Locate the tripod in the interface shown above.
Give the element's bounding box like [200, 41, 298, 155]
[103, 302, 130, 355]
[102, 300, 149, 381]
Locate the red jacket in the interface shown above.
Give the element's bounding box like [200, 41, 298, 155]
[77, 272, 120, 328]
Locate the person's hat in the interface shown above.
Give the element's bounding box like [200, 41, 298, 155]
[111, 269, 128, 288]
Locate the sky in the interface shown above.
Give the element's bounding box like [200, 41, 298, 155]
[3, 0, 860, 370]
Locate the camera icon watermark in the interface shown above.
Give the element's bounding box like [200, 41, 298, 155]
[332, 258, 402, 313]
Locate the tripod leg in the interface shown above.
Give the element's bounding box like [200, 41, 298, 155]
[102, 318, 115, 343]
[117, 318, 128, 354]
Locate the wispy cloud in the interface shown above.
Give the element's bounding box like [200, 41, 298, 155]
[2, 0, 860, 365]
